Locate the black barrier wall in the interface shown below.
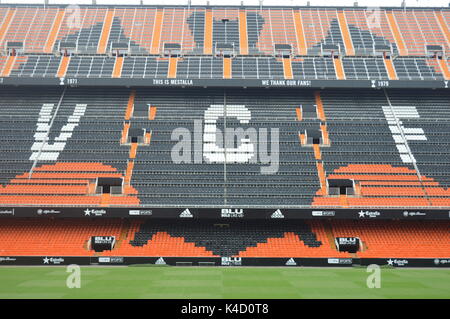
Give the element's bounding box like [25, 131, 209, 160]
[0, 77, 449, 89]
[0, 207, 448, 220]
[1, 256, 449, 267]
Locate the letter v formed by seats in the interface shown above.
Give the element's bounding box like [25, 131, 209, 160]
[29, 103, 87, 161]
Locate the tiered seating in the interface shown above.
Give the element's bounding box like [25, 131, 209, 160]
[1, 218, 448, 258]
[0, 87, 140, 206]
[342, 57, 388, 80]
[391, 9, 449, 56]
[343, 9, 394, 55]
[0, 87, 61, 184]
[315, 89, 450, 207]
[1, 6, 59, 53]
[158, 7, 197, 55]
[255, 8, 298, 55]
[65, 56, 115, 78]
[10, 55, 59, 77]
[110, 7, 157, 54]
[331, 220, 450, 258]
[1, 55, 27, 77]
[127, 220, 325, 257]
[176, 57, 222, 79]
[386, 89, 450, 192]
[57, 7, 108, 53]
[131, 87, 320, 206]
[0, 218, 124, 256]
[0, 86, 449, 207]
[0, 5, 448, 80]
[211, 7, 240, 53]
[239, 220, 349, 258]
[394, 57, 444, 80]
[121, 57, 174, 78]
[301, 8, 344, 54]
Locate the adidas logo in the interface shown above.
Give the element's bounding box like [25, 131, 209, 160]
[271, 209, 284, 218]
[179, 209, 193, 218]
[155, 257, 166, 265]
[285, 258, 297, 266]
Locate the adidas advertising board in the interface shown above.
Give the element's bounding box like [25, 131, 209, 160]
[155, 257, 166, 265]
[179, 209, 193, 218]
[285, 258, 297, 266]
[271, 210, 284, 218]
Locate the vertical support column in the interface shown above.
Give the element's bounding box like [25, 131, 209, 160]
[386, 11, 407, 56]
[239, 9, 248, 55]
[337, 11, 355, 56]
[1, 55, 16, 77]
[121, 122, 130, 144]
[293, 10, 307, 55]
[57, 56, 70, 78]
[204, 9, 213, 55]
[112, 56, 124, 78]
[98, 9, 114, 54]
[313, 91, 330, 197]
[0, 8, 15, 44]
[223, 57, 232, 79]
[44, 9, 65, 53]
[282, 57, 293, 79]
[296, 107, 302, 121]
[124, 161, 134, 185]
[314, 91, 326, 121]
[125, 90, 136, 120]
[435, 12, 450, 48]
[384, 57, 398, 80]
[438, 58, 450, 80]
[151, 9, 164, 54]
[148, 106, 157, 120]
[121, 89, 141, 195]
[167, 57, 178, 78]
[129, 143, 138, 159]
[333, 57, 346, 80]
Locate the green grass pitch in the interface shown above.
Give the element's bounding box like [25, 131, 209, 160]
[0, 266, 449, 299]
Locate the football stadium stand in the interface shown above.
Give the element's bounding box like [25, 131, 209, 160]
[0, 3, 448, 266]
[0, 219, 448, 260]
